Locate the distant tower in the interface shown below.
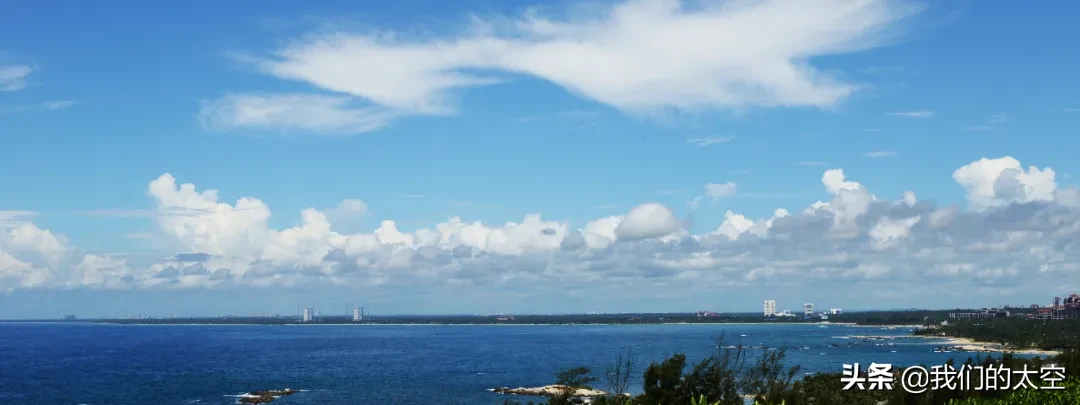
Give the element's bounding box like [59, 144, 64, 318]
[804, 303, 814, 318]
[303, 307, 313, 323]
[353, 307, 361, 322]
[360, 306, 364, 321]
[1054, 297, 1062, 307]
[763, 300, 776, 317]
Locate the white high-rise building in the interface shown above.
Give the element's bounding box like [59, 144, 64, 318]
[353, 307, 361, 322]
[829, 308, 842, 315]
[804, 303, 814, 317]
[763, 300, 776, 317]
[303, 307, 313, 322]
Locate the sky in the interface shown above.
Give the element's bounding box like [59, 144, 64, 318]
[2, 0, 1080, 318]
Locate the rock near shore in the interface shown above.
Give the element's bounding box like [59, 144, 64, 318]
[237, 389, 298, 404]
[491, 385, 608, 397]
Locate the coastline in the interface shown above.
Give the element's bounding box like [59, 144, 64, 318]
[6, 321, 920, 327]
[847, 333, 1062, 356]
[942, 337, 1062, 356]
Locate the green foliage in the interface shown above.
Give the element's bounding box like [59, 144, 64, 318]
[555, 366, 598, 389]
[918, 318, 1080, 351]
[743, 347, 800, 404]
[512, 333, 1080, 405]
[635, 335, 797, 405]
[605, 349, 635, 399]
[946, 378, 1080, 404]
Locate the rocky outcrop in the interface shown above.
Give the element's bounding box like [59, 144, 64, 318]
[491, 385, 607, 397]
[237, 389, 298, 404]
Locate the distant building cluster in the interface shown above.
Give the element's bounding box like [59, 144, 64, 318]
[695, 311, 720, 318]
[1032, 294, 1080, 320]
[763, 299, 837, 321]
[946, 294, 1080, 322]
[948, 308, 1009, 320]
[495, 315, 516, 321]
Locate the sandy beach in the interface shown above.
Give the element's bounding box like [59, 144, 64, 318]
[942, 337, 1062, 356]
[844, 333, 1062, 356]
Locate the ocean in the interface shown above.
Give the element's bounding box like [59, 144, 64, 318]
[0, 323, 1009, 404]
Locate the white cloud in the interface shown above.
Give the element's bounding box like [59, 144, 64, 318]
[70, 255, 134, 290]
[986, 113, 1010, 125]
[686, 136, 734, 147]
[614, 203, 680, 240]
[964, 113, 1010, 131]
[325, 198, 369, 225]
[0, 210, 36, 227]
[44, 100, 79, 111]
[147, 173, 273, 257]
[198, 93, 396, 135]
[234, 0, 922, 129]
[822, 169, 862, 195]
[952, 156, 1057, 209]
[902, 191, 917, 207]
[887, 110, 933, 118]
[0, 65, 31, 92]
[712, 210, 755, 240]
[869, 216, 921, 250]
[689, 182, 737, 209]
[6, 155, 1080, 306]
[581, 216, 622, 249]
[862, 151, 897, 157]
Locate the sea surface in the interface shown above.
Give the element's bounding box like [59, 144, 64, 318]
[0, 323, 1017, 404]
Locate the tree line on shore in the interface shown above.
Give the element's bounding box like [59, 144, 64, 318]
[501, 333, 1080, 405]
[915, 318, 1080, 351]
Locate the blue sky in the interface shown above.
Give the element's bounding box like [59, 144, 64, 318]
[2, 0, 1080, 318]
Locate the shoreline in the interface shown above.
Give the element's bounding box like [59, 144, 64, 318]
[942, 337, 1062, 356]
[847, 333, 1062, 356]
[4, 321, 919, 327]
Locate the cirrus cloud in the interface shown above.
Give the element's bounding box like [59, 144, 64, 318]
[208, 0, 924, 134]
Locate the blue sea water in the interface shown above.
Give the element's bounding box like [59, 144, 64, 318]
[0, 323, 1014, 404]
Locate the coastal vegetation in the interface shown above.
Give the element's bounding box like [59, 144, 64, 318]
[915, 318, 1080, 351]
[498, 335, 1080, 405]
[946, 378, 1080, 404]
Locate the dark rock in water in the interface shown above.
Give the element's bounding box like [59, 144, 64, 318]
[491, 385, 607, 397]
[238, 389, 297, 404]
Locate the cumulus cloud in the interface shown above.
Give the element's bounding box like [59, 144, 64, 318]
[869, 216, 921, 250]
[5, 156, 1080, 308]
[822, 169, 862, 195]
[902, 191, 917, 207]
[0, 221, 66, 289]
[614, 203, 680, 240]
[953, 156, 1057, 210]
[0, 65, 31, 92]
[223, 0, 922, 132]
